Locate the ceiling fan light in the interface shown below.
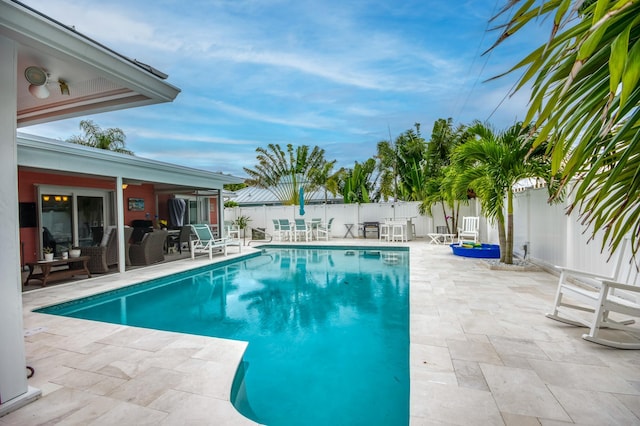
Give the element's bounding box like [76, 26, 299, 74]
[29, 84, 50, 99]
[24, 66, 48, 85]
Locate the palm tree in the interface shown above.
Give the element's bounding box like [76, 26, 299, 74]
[244, 144, 335, 205]
[375, 125, 427, 201]
[419, 119, 469, 233]
[336, 159, 378, 204]
[452, 122, 555, 264]
[487, 0, 640, 255]
[419, 167, 464, 234]
[67, 120, 133, 154]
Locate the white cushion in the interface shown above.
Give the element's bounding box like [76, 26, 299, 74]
[100, 226, 116, 246]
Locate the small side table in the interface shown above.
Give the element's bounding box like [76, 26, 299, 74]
[344, 224, 355, 238]
[428, 233, 456, 244]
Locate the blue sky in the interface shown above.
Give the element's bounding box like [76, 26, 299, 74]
[23, 0, 549, 178]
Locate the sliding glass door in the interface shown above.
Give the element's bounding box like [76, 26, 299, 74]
[41, 194, 72, 255]
[38, 186, 113, 255]
[77, 196, 105, 246]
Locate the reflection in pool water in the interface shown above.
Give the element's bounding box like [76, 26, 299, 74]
[37, 246, 410, 425]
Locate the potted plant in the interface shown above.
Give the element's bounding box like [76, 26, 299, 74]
[69, 247, 81, 258]
[43, 246, 54, 261]
[233, 215, 252, 244]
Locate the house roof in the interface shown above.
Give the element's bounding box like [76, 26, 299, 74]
[18, 133, 243, 191]
[1, 0, 181, 126]
[233, 185, 343, 206]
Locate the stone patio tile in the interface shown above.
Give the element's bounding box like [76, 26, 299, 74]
[480, 363, 571, 421]
[174, 360, 234, 401]
[52, 394, 121, 425]
[447, 339, 502, 365]
[488, 335, 550, 361]
[0, 387, 99, 425]
[192, 338, 248, 364]
[452, 359, 490, 391]
[107, 367, 184, 406]
[411, 381, 503, 425]
[613, 393, 640, 419]
[71, 344, 151, 376]
[152, 390, 255, 425]
[535, 339, 608, 366]
[548, 385, 640, 425]
[51, 369, 117, 393]
[89, 400, 167, 425]
[98, 327, 182, 352]
[411, 343, 454, 374]
[500, 412, 543, 426]
[529, 359, 640, 395]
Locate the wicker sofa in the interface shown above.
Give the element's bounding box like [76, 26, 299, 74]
[129, 230, 167, 266]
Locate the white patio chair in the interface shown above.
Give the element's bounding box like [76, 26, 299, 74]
[272, 219, 281, 240]
[278, 219, 293, 241]
[316, 218, 334, 241]
[226, 223, 241, 240]
[293, 218, 312, 242]
[457, 216, 479, 243]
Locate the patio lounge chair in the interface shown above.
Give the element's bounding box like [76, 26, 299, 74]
[129, 229, 167, 265]
[457, 216, 479, 244]
[190, 224, 229, 259]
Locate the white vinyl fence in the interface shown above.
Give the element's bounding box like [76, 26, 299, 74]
[512, 187, 638, 284]
[225, 202, 476, 240]
[226, 190, 638, 285]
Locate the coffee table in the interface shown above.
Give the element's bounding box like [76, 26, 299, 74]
[24, 255, 91, 287]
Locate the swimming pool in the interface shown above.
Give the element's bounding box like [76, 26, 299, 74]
[36, 246, 410, 425]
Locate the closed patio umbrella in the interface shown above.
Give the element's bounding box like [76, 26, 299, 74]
[299, 186, 305, 216]
[168, 198, 186, 227]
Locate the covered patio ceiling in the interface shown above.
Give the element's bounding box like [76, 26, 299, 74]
[17, 133, 243, 191]
[1, 0, 180, 127]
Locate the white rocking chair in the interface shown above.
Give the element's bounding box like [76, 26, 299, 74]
[546, 237, 640, 348]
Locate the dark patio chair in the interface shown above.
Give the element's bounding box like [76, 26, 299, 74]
[168, 226, 192, 254]
[129, 230, 167, 266]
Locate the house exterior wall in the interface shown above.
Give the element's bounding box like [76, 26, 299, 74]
[123, 184, 157, 226]
[18, 169, 116, 264]
[17, 171, 163, 264]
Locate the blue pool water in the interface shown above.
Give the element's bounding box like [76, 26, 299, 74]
[36, 246, 410, 425]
